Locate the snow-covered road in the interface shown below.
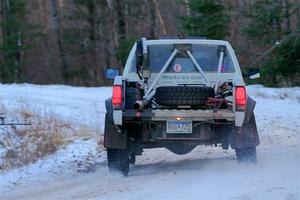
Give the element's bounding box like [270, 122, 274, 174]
[0, 84, 300, 200]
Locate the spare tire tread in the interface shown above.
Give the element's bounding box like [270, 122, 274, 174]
[155, 86, 215, 106]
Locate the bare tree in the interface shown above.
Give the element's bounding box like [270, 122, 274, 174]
[115, 0, 127, 42]
[152, 0, 167, 36]
[49, 0, 68, 82]
[297, 1, 300, 29]
[283, 0, 291, 34]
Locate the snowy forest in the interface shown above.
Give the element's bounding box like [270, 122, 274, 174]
[0, 0, 299, 86]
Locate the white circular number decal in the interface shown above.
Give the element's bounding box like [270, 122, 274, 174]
[174, 64, 182, 73]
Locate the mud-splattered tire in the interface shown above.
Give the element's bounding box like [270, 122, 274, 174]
[107, 148, 129, 176]
[235, 147, 257, 163]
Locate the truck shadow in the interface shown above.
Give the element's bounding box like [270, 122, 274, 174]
[130, 156, 236, 177]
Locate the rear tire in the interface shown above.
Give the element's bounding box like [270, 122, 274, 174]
[129, 154, 136, 164]
[107, 148, 129, 176]
[235, 147, 257, 163]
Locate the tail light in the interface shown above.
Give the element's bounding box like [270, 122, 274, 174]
[235, 86, 246, 111]
[112, 85, 122, 109]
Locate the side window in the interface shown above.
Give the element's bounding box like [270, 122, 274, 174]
[129, 55, 136, 72]
[221, 50, 235, 73]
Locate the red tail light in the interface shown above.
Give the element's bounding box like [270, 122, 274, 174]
[235, 86, 246, 111]
[112, 86, 122, 109]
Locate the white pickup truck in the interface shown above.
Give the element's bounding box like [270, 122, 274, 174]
[104, 38, 260, 176]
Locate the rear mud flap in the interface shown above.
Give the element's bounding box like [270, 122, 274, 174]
[104, 113, 127, 150]
[104, 99, 127, 149]
[230, 97, 260, 149]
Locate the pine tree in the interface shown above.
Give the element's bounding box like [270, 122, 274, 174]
[242, 0, 286, 44]
[0, 0, 27, 82]
[242, 0, 300, 86]
[116, 38, 136, 66]
[180, 0, 230, 40]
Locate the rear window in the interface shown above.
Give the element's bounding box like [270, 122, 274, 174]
[130, 44, 235, 73]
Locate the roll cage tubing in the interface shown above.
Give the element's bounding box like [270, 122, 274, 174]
[142, 45, 226, 101]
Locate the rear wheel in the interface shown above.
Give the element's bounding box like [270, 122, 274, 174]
[107, 148, 129, 176]
[129, 154, 136, 164]
[235, 147, 257, 163]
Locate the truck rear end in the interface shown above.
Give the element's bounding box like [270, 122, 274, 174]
[104, 38, 260, 175]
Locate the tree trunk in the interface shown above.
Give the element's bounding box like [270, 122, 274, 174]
[149, 0, 156, 38]
[283, 0, 291, 34]
[0, 0, 5, 80]
[152, 0, 167, 36]
[184, 0, 191, 16]
[297, 2, 300, 30]
[273, 0, 283, 40]
[115, 0, 126, 41]
[49, 0, 68, 82]
[14, 30, 22, 82]
[87, 2, 98, 84]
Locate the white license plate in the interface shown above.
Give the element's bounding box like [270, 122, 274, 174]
[167, 120, 192, 134]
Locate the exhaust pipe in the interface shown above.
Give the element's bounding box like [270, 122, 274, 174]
[134, 100, 149, 111]
[134, 90, 155, 111]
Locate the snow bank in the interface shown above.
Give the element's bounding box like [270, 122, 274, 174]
[0, 139, 105, 192]
[247, 84, 300, 101]
[0, 84, 112, 133]
[247, 85, 300, 147]
[0, 84, 111, 192]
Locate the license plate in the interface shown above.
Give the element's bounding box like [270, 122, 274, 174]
[167, 120, 192, 134]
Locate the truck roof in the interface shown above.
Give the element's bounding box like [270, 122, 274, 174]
[145, 39, 229, 46]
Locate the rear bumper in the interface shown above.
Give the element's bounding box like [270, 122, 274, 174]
[152, 109, 235, 121]
[123, 109, 235, 122]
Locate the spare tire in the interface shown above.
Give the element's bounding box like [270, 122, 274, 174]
[155, 86, 215, 106]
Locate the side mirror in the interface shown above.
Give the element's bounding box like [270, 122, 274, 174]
[249, 73, 260, 79]
[247, 68, 260, 80]
[105, 68, 119, 80]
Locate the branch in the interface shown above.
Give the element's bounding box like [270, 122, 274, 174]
[248, 31, 300, 66]
[260, 31, 300, 59]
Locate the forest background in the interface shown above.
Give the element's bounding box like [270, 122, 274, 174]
[0, 0, 299, 87]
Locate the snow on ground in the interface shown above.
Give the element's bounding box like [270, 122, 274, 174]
[0, 84, 111, 192]
[0, 84, 300, 200]
[0, 139, 106, 192]
[0, 84, 112, 132]
[247, 85, 300, 148]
